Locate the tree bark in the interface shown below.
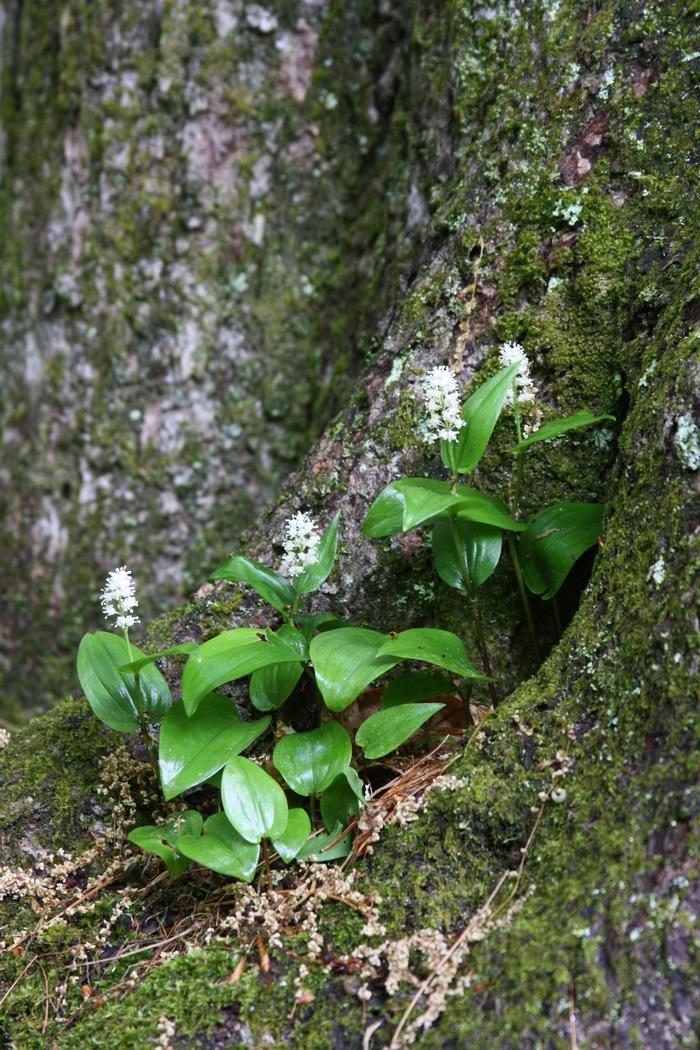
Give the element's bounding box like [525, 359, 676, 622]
[1, 2, 698, 1047]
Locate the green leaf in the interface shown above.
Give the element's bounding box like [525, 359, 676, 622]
[298, 822, 352, 862]
[119, 643, 197, 674]
[295, 512, 341, 594]
[381, 670, 452, 709]
[127, 822, 192, 879]
[310, 627, 399, 711]
[377, 628, 485, 679]
[159, 693, 271, 800]
[250, 661, 304, 711]
[181, 627, 307, 716]
[356, 703, 445, 759]
[364, 478, 462, 537]
[273, 722, 352, 796]
[320, 772, 363, 832]
[209, 556, 296, 612]
[221, 756, 289, 843]
[271, 808, 311, 864]
[511, 410, 615, 452]
[77, 631, 172, 734]
[363, 478, 522, 538]
[128, 811, 202, 879]
[431, 517, 502, 591]
[297, 613, 345, 643]
[447, 363, 519, 473]
[177, 812, 260, 882]
[452, 490, 523, 532]
[519, 503, 605, 599]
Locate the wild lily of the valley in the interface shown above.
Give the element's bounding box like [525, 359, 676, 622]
[76, 346, 613, 882]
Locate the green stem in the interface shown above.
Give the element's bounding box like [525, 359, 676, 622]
[123, 628, 159, 782]
[506, 535, 541, 663]
[310, 794, 318, 827]
[512, 383, 526, 513]
[552, 594, 563, 638]
[448, 513, 499, 706]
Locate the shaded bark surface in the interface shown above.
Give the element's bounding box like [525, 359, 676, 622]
[0, 0, 418, 718]
[1, 2, 699, 1048]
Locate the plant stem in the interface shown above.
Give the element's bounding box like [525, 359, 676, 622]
[448, 514, 498, 706]
[123, 628, 159, 782]
[506, 534, 541, 663]
[552, 594, 563, 638]
[310, 794, 318, 827]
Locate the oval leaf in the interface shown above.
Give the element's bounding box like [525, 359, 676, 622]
[221, 756, 288, 843]
[177, 812, 260, 882]
[356, 703, 445, 759]
[377, 628, 485, 680]
[182, 627, 307, 716]
[447, 363, 519, 474]
[295, 512, 341, 594]
[363, 478, 462, 538]
[273, 722, 352, 796]
[159, 693, 271, 800]
[511, 410, 615, 452]
[77, 631, 172, 733]
[431, 517, 502, 591]
[271, 808, 311, 863]
[250, 661, 304, 712]
[310, 627, 399, 711]
[519, 503, 604, 599]
[209, 555, 296, 612]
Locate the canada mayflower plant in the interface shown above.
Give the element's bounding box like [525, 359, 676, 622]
[75, 343, 614, 885]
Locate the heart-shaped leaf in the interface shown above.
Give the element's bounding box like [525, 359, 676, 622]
[310, 627, 399, 711]
[519, 503, 604, 599]
[177, 812, 260, 882]
[431, 517, 502, 591]
[298, 822, 352, 862]
[297, 613, 345, 643]
[320, 771, 363, 832]
[377, 628, 485, 679]
[295, 512, 341, 594]
[273, 722, 352, 796]
[209, 555, 296, 612]
[159, 693, 271, 800]
[221, 756, 289, 843]
[271, 808, 311, 863]
[446, 363, 519, 474]
[381, 670, 452, 709]
[356, 703, 445, 759]
[182, 627, 307, 715]
[511, 410, 615, 452]
[77, 631, 172, 733]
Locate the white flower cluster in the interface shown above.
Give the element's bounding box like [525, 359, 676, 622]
[100, 566, 140, 630]
[499, 342, 537, 406]
[419, 366, 465, 444]
[280, 512, 321, 578]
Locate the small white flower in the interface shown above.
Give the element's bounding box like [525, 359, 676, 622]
[100, 565, 140, 629]
[419, 366, 465, 444]
[280, 512, 321, 578]
[499, 342, 538, 406]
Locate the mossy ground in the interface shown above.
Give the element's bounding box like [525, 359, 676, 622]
[1, 0, 699, 1046]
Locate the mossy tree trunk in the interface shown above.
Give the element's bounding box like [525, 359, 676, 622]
[1, 1, 699, 1047]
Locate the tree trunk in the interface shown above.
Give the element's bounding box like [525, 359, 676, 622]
[1, 2, 698, 1047]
